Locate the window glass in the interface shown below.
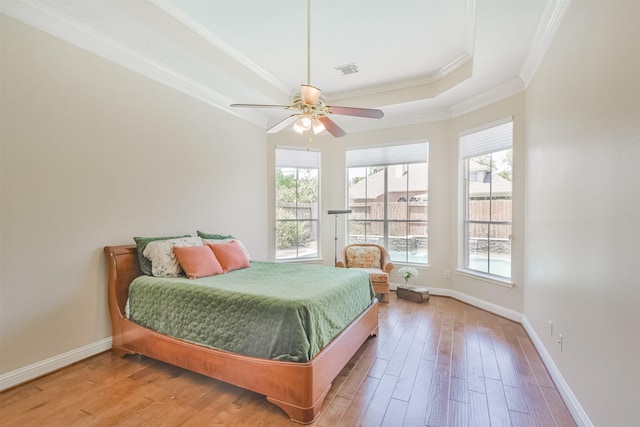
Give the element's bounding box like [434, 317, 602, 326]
[462, 120, 513, 279]
[347, 143, 428, 264]
[275, 149, 320, 260]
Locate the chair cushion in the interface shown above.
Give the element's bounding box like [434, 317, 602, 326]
[354, 267, 388, 283]
[346, 246, 381, 269]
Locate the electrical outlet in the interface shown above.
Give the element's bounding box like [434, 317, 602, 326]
[444, 269, 450, 279]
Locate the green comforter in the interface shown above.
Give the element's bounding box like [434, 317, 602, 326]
[127, 262, 375, 362]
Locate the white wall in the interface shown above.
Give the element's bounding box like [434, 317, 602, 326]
[0, 16, 268, 375]
[524, 1, 640, 426]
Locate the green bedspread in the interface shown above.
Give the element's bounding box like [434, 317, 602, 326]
[127, 262, 375, 362]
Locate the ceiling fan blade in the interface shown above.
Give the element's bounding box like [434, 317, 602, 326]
[318, 116, 346, 138]
[267, 115, 300, 134]
[231, 103, 291, 109]
[327, 106, 384, 119]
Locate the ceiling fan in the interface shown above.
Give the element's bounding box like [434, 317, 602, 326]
[230, 0, 384, 138]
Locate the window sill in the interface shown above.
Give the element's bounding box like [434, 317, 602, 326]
[455, 268, 514, 288]
[394, 262, 431, 270]
[276, 258, 323, 264]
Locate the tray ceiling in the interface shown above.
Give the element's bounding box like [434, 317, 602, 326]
[1, 0, 570, 133]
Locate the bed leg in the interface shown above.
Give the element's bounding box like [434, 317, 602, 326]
[111, 347, 135, 358]
[266, 384, 331, 425]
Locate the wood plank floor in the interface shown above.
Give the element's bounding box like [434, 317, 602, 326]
[0, 295, 576, 426]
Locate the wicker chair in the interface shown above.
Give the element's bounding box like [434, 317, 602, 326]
[336, 243, 393, 303]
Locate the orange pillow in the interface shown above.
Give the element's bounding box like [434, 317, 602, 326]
[207, 240, 250, 272]
[172, 245, 223, 279]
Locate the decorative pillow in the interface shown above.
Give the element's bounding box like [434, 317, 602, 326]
[207, 241, 250, 273]
[133, 234, 191, 275]
[173, 245, 223, 279]
[197, 231, 235, 240]
[143, 236, 203, 277]
[203, 238, 251, 261]
[346, 246, 381, 269]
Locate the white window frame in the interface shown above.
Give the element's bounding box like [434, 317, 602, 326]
[275, 147, 321, 261]
[460, 118, 513, 280]
[346, 142, 429, 265]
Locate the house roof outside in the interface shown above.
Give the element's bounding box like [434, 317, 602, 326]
[349, 164, 428, 202]
[468, 159, 512, 197]
[348, 161, 511, 202]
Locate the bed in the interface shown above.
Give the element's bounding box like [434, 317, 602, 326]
[104, 244, 379, 424]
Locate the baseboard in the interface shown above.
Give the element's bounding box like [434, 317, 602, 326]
[393, 286, 591, 426]
[0, 337, 112, 391]
[417, 286, 523, 323]
[521, 317, 593, 427]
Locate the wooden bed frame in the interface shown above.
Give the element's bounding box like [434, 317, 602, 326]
[104, 245, 379, 424]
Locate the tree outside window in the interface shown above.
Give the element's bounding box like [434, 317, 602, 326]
[275, 148, 320, 260]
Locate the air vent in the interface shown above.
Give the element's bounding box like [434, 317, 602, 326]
[335, 63, 359, 76]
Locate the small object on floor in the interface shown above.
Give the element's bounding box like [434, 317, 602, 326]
[397, 286, 430, 303]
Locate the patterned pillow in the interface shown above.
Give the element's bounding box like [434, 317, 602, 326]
[143, 236, 203, 277]
[133, 234, 191, 275]
[346, 246, 381, 269]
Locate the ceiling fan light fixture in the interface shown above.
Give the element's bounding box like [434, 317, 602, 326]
[229, 0, 383, 139]
[293, 115, 313, 134]
[312, 119, 325, 135]
[301, 84, 321, 105]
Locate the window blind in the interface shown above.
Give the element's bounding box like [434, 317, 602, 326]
[346, 142, 428, 167]
[461, 118, 513, 159]
[276, 147, 320, 168]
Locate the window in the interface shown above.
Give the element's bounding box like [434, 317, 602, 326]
[275, 147, 320, 260]
[461, 118, 513, 278]
[347, 142, 428, 264]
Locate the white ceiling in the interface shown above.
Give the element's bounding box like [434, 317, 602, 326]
[1, 0, 568, 134]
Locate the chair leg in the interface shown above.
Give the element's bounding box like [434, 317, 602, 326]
[372, 283, 390, 303]
[378, 291, 390, 303]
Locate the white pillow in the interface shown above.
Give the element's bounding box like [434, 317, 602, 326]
[203, 238, 251, 261]
[143, 236, 203, 277]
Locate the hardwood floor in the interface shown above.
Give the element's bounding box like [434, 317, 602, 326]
[0, 295, 576, 426]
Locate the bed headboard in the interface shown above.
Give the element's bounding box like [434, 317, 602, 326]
[104, 245, 142, 318]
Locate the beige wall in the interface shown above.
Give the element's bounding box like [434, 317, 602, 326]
[0, 15, 269, 374]
[524, 1, 639, 426]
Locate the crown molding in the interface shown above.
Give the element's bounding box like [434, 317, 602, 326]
[150, 0, 290, 97]
[342, 107, 452, 134]
[328, 0, 476, 104]
[1, 0, 268, 128]
[520, 0, 572, 87]
[450, 77, 525, 118]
